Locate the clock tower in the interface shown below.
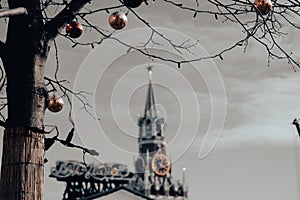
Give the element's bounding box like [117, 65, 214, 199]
[135, 66, 168, 174]
[133, 67, 188, 199]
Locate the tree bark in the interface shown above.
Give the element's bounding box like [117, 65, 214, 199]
[0, 0, 47, 199]
[0, 0, 92, 198]
[0, 128, 44, 199]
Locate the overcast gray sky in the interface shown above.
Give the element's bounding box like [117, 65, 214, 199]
[1, 1, 300, 200]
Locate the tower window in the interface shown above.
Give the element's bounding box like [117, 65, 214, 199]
[145, 118, 152, 126]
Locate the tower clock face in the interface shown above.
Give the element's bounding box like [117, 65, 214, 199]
[151, 153, 171, 176]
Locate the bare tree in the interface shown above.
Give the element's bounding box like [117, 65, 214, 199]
[0, 0, 299, 199]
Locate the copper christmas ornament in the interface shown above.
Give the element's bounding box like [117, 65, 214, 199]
[66, 21, 83, 38]
[123, 0, 143, 8]
[253, 0, 272, 15]
[109, 11, 128, 30]
[48, 96, 64, 113]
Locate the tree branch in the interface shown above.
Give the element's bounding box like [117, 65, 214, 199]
[0, 41, 6, 59]
[0, 7, 28, 18]
[45, 0, 91, 41]
[45, 128, 99, 156]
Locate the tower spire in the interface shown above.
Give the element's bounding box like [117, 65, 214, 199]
[182, 167, 188, 199]
[147, 65, 153, 82]
[144, 66, 157, 119]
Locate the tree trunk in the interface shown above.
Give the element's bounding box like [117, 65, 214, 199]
[0, 0, 89, 197]
[0, 128, 44, 199]
[0, 0, 49, 199]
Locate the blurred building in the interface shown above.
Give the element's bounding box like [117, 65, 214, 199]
[50, 67, 188, 200]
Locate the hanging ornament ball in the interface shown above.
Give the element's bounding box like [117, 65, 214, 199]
[253, 0, 272, 15]
[123, 0, 143, 8]
[48, 96, 64, 113]
[109, 11, 128, 30]
[66, 21, 83, 38]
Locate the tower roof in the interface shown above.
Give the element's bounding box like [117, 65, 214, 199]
[144, 66, 157, 119]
